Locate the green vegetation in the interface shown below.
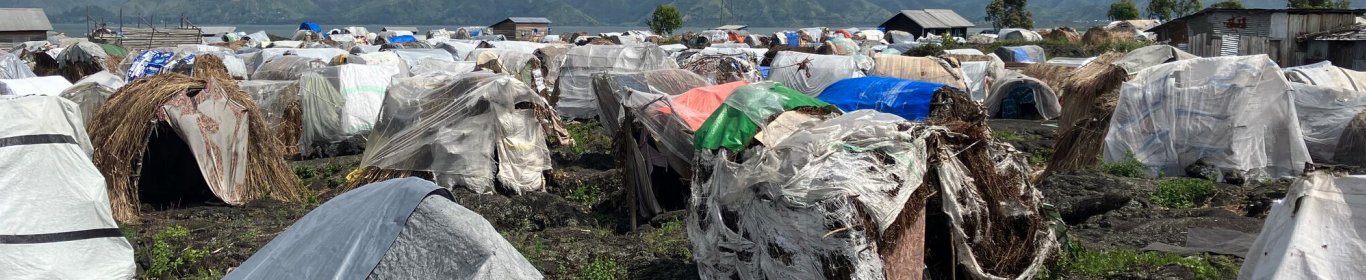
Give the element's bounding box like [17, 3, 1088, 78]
[145, 226, 210, 279]
[986, 0, 1035, 29]
[1029, 150, 1053, 167]
[644, 219, 693, 258]
[575, 257, 627, 280]
[1151, 178, 1217, 208]
[567, 183, 604, 209]
[1039, 249, 1240, 280]
[1177, 0, 1205, 18]
[562, 121, 613, 156]
[1100, 153, 1148, 178]
[1288, 0, 1350, 9]
[1209, 0, 1245, 8]
[647, 4, 684, 36]
[502, 231, 549, 260]
[1109, 0, 1142, 20]
[993, 130, 1029, 142]
[293, 165, 318, 181]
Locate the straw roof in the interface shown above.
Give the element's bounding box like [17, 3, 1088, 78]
[1044, 52, 1126, 176]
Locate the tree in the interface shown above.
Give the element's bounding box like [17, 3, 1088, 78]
[648, 4, 684, 36]
[1288, 0, 1350, 8]
[1109, 0, 1142, 20]
[1209, 0, 1245, 8]
[1147, 0, 1177, 20]
[985, 0, 1035, 30]
[1175, 0, 1205, 17]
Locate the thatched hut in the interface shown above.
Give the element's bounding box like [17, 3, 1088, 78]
[240, 80, 303, 157]
[52, 42, 115, 83]
[1020, 62, 1077, 97]
[89, 74, 300, 222]
[1082, 26, 1135, 46]
[1044, 27, 1082, 43]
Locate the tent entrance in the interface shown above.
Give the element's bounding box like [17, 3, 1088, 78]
[137, 121, 220, 208]
[997, 87, 1042, 120]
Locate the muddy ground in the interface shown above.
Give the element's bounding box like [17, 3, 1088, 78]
[124, 119, 1297, 279]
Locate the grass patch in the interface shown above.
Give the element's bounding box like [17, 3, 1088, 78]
[144, 225, 210, 279]
[562, 120, 613, 156]
[293, 165, 318, 181]
[1029, 150, 1053, 167]
[566, 183, 603, 209]
[643, 219, 692, 258]
[574, 256, 626, 280]
[501, 231, 548, 260]
[993, 130, 1029, 142]
[1151, 178, 1218, 209]
[1100, 152, 1148, 178]
[1040, 249, 1240, 280]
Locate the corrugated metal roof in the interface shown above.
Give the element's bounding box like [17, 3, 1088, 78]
[198, 26, 236, 35]
[0, 8, 52, 32]
[505, 17, 551, 24]
[1307, 24, 1366, 41]
[714, 25, 748, 30]
[899, 9, 974, 29]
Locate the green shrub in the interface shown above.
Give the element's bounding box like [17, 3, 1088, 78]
[562, 121, 613, 156]
[644, 219, 692, 258]
[1040, 249, 1239, 280]
[1100, 153, 1148, 178]
[146, 226, 210, 278]
[1151, 178, 1217, 208]
[1029, 150, 1053, 167]
[993, 130, 1027, 142]
[574, 257, 625, 280]
[566, 184, 603, 209]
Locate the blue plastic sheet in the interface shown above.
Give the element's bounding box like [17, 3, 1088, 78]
[785, 32, 800, 47]
[300, 22, 322, 33]
[817, 76, 941, 121]
[388, 35, 417, 43]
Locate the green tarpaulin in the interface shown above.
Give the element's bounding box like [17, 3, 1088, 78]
[694, 82, 832, 152]
[99, 44, 128, 58]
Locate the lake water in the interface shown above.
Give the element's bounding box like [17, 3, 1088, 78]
[53, 23, 1000, 38]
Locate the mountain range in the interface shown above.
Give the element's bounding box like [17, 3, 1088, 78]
[6, 0, 1364, 27]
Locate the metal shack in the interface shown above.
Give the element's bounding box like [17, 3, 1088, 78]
[490, 17, 551, 41]
[0, 8, 52, 48]
[1147, 8, 1365, 68]
[879, 9, 974, 38]
[1301, 23, 1366, 70]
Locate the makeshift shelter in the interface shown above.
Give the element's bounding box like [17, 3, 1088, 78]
[1082, 26, 1135, 46]
[1020, 62, 1077, 96]
[295, 64, 401, 156]
[767, 51, 866, 96]
[251, 56, 326, 80]
[349, 73, 554, 194]
[240, 80, 303, 157]
[680, 53, 762, 85]
[1290, 83, 1366, 165]
[0, 52, 35, 79]
[533, 45, 569, 93]
[58, 78, 120, 124]
[689, 97, 1055, 279]
[592, 70, 712, 220]
[0, 76, 71, 96]
[1104, 55, 1310, 180]
[88, 74, 300, 222]
[0, 95, 136, 280]
[299, 22, 322, 33]
[409, 59, 476, 77]
[985, 73, 1061, 120]
[817, 76, 948, 121]
[225, 178, 541, 279]
[1239, 172, 1366, 279]
[468, 48, 544, 90]
[50, 42, 113, 83]
[556, 45, 678, 118]
[999, 28, 1043, 42]
[390, 49, 455, 68]
[869, 54, 968, 90]
[1044, 28, 1082, 43]
[994, 45, 1046, 64]
[241, 48, 348, 72]
[1285, 60, 1366, 91]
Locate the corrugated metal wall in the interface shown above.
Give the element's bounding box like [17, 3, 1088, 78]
[1182, 11, 1359, 67]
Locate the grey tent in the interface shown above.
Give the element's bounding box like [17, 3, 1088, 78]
[985, 73, 1061, 120]
[225, 177, 542, 280]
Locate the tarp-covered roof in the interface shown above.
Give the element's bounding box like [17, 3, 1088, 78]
[0, 8, 51, 32]
[818, 77, 940, 122]
[896, 9, 974, 29]
[694, 82, 832, 152]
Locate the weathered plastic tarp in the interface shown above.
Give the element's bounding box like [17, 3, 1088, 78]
[994, 45, 1046, 63]
[998, 28, 1044, 41]
[666, 81, 747, 130]
[390, 49, 456, 69]
[767, 51, 866, 96]
[557, 45, 679, 119]
[409, 59, 476, 77]
[252, 56, 327, 80]
[1239, 173, 1366, 280]
[302, 64, 401, 137]
[361, 73, 552, 194]
[1114, 45, 1199, 74]
[487, 41, 547, 54]
[960, 55, 1008, 102]
[985, 73, 1062, 120]
[869, 55, 967, 90]
[1290, 83, 1366, 164]
[818, 76, 941, 121]
[59, 82, 117, 124]
[246, 48, 347, 72]
[0, 52, 35, 79]
[435, 41, 480, 60]
[226, 178, 542, 280]
[1105, 55, 1310, 179]
[1285, 60, 1366, 91]
[694, 82, 833, 152]
[0, 95, 135, 280]
[0, 76, 73, 96]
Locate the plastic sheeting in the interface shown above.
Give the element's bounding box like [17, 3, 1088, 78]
[252, 56, 326, 80]
[666, 81, 747, 130]
[869, 54, 967, 91]
[1285, 61, 1366, 91]
[362, 73, 552, 194]
[0, 52, 35, 79]
[0, 95, 135, 280]
[998, 28, 1043, 41]
[302, 64, 401, 137]
[557, 45, 679, 118]
[767, 51, 866, 96]
[694, 82, 833, 152]
[994, 45, 1046, 63]
[487, 41, 548, 54]
[0, 76, 73, 96]
[435, 41, 480, 60]
[1105, 55, 1310, 179]
[818, 76, 940, 121]
[59, 83, 116, 124]
[225, 178, 542, 280]
[1290, 83, 1366, 164]
[1114, 45, 1199, 74]
[409, 59, 476, 77]
[246, 48, 348, 72]
[985, 73, 1062, 120]
[1239, 173, 1366, 280]
[960, 56, 1007, 102]
[390, 49, 456, 69]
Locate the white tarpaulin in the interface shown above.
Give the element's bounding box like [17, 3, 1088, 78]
[1290, 83, 1366, 163]
[1105, 55, 1310, 179]
[305, 64, 401, 136]
[0, 52, 35, 79]
[0, 76, 74, 96]
[1285, 60, 1366, 91]
[556, 45, 678, 118]
[767, 51, 866, 96]
[1240, 173, 1366, 280]
[0, 95, 135, 280]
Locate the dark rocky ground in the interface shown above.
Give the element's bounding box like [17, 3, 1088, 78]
[123, 119, 1302, 279]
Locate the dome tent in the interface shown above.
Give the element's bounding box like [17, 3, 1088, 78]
[985, 73, 1062, 120]
[0, 95, 135, 280]
[225, 178, 541, 279]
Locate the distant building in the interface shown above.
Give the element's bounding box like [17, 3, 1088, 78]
[879, 9, 973, 39]
[0, 8, 52, 46]
[1301, 23, 1366, 70]
[714, 25, 748, 31]
[1147, 8, 1365, 68]
[490, 17, 551, 41]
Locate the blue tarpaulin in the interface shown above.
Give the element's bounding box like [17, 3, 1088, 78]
[388, 35, 417, 43]
[785, 32, 800, 47]
[299, 22, 322, 33]
[994, 45, 1046, 63]
[817, 76, 942, 121]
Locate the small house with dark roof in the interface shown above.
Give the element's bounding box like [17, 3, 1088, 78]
[490, 17, 551, 41]
[1147, 8, 1365, 68]
[880, 9, 974, 39]
[0, 8, 52, 46]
